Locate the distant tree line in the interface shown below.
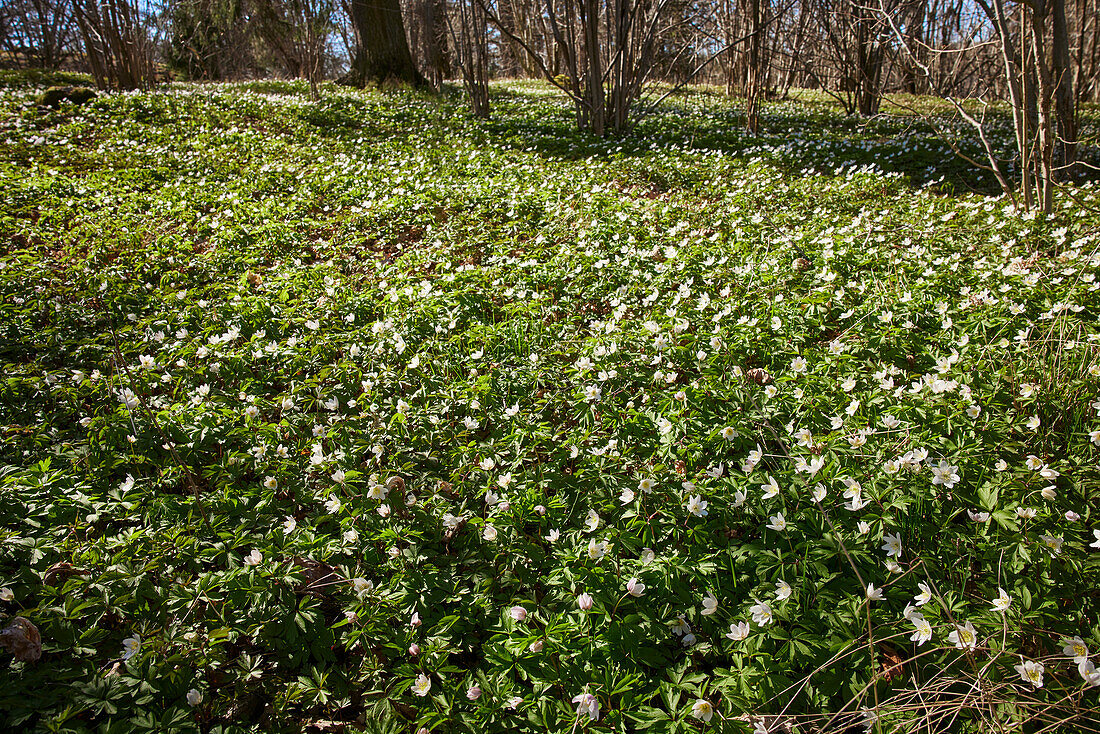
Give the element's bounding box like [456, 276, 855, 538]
[3, 0, 1096, 208]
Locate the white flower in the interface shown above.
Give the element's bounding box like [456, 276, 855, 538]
[122, 634, 141, 660]
[412, 673, 432, 696]
[766, 513, 787, 531]
[690, 699, 714, 722]
[910, 615, 933, 646]
[640, 547, 656, 564]
[0, 587, 13, 602]
[701, 592, 718, 615]
[1039, 534, 1064, 555]
[572, 692, 600, 721]
[577, 593, 594, 611]
[881, 532, 902, 558]
[775, 580, 792, 600]
[243, 549, 262, 567]
[584, 509, 601, 533]
[811, 484, 827, 503]
[1025, 415, 1041, 430]
[726, 622, 750, 641]
[865, 584, 884, 601]
[947, 621, 978, 650]
[546, 529, 560, 542]
[1015, 659, 1044, 688]
[686, 495, 709, 517]
[991, 587, 1012, 612]
[1091, 529, 1100, 549]
[750, 600, 773, 626]
[586, 538, 608, 560]
[914, 582, 932, 606]
[482, 524, 498, 541]
[1062, 636, 1090, 663]
[619, 488, 635, 504]
[760, 475, 780, 499]
[186, 689, 203, 707]
[626, 578, 646, 597]
[1080, 660, 1100, 686]
[670, 615, 691, 636]
[930, 460, 960, 488]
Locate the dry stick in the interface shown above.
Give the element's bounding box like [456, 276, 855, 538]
[107, 307, 210, 530]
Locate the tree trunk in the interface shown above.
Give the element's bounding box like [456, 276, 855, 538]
[1029, 2, 1055, 212]
[854, 3, 882, 116]
[744, 0, 762, 133]
[1051, 0, 1076, 177]
[342, 0, 423, 87]
[580, 0, 604, 136]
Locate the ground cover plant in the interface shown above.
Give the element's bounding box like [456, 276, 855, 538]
[2, 75, 1100, 733]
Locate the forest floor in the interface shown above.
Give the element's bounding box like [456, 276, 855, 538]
[2, 73, 1100, 733]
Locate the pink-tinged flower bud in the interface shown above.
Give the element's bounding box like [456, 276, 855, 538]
[509, 605, 527, 621]
[577, 592, 594, 611]
[534, 505, 547, 515]
[410, 612, 422, 628]
[467, 685, 482, 700]
[408, 643, 420, 656]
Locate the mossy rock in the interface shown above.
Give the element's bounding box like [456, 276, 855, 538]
[37, 86, 97, 109]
